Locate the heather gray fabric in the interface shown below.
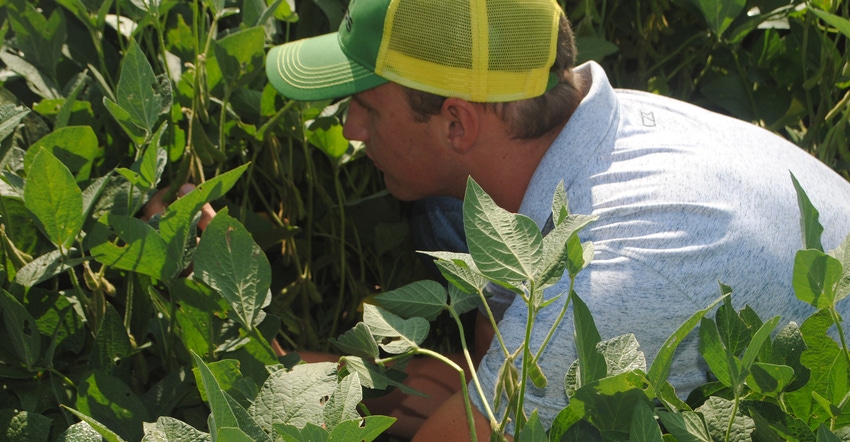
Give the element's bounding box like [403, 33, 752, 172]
[470, 61, 850, 430]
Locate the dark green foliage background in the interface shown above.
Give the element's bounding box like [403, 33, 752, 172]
[0, 0, 848, 440]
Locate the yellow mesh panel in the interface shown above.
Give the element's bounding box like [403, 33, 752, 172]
[375, 0, 559, 102]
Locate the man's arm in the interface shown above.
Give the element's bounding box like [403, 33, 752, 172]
[414, 390, 493, 441]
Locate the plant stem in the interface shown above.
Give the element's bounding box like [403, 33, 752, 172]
[448, 307, 498, 425]
[416, 348, 478, 441]
[533, 275, 575, 363]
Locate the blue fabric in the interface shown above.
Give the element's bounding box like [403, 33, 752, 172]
[459, 61, 850, 431]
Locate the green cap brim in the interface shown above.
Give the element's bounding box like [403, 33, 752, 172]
[266, 33, 388, 102]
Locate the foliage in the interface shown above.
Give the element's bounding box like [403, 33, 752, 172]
[0, 0, 849, 441]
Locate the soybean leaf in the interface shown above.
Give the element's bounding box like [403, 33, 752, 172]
[190, 352, 238, 436]
[194, 207, 271, 332]
[699, 317, 736, 387]
[141, 417, 211, 442]
[15, 247, 86, 287]
[307, 117, 350, 161]
[464, 177, 544, 283]
[60, 407, 126, 442]
[375, 279, 447, 321]
[828, 232, 850, 304]
[0, 104, 30, 143]
[222, 393, 270, 442]
[323, 374, 362, 431]
[249, 362, 338, 431]
[747, 362, 795, 395]
[89, 305, 134, 374]
[538, 212, 597, 288]
[24, 126, 99, 182]
[275, 423, 328, 442]
[342, 356, 421, 395]
[0, 288, 41, 369]
[791, 173, 824, 252]
[23, 149, 83, 250]
[327, 416, 395, 442]
[448, 284, 481, 316]
[215, 427, 254, 442]
[742, 316, 780, 369]
[597, 334, 646, 376]
[816, 425, 842, 442]
[571, 291, 607, 387]
[75, 372, 150, 441]
[158, 163, 247, 262]
[629, 400, 663, 442]
[809, 8, 850, 40]
[212, 26, 266, 87]
[423, 250, 489, 295]
[648, 294, 725, 389]
[57, 421, 103, 442]
[109, 40, 170, 138]
[693, 0, 746, 37]
[6, 0, 65, 77]
[716, 296, 750, 356]
[89, 214, 174, 281]
[574, 372, 653, 436]
[696, 397, 755, 442]
[363, 304, 429, 354]
[117, 124, 168, 191]
[516, 410, 546, 442]
[793, 249, 842, 309]
[330, 322, 379, 359]
[656, 410, 711, 442]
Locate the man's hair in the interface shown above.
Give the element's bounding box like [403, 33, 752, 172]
[403, 15, 583, 140]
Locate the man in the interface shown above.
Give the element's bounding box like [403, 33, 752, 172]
[265, 0, 850, 440]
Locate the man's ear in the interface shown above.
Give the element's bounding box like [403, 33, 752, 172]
[442, 98, 480, 153]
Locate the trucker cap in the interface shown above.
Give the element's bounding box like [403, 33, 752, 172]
[266, 0, 563, 103]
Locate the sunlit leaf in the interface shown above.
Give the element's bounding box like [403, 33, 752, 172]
[793, 249, 842, 309]
[792, 173, 824, 252]
[693, 0, 746, 37]
[362, 304, 429, 354]
[23, 149, 83, 249]
[194, 207, 271, 332]
[375, 279, 447, 321]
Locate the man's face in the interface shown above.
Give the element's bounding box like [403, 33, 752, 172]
[343, 83, 456, 201]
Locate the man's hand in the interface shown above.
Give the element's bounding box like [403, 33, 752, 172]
[141, 183, 216, 230]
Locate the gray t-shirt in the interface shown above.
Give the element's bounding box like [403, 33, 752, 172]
[471, 61, 850, 430]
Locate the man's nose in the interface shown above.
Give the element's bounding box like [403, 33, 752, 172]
[342, 104, 368, 142]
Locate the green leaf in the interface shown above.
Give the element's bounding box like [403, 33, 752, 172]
[212, 26, 265, 87]
[696, 397, 755, 442]
[656, 411, 711, 442]
[330, 322, 379, 359]
[249, 362, 339, 431]
[114, 40, 170, 137]
[215, 427, 254, 442]
[374, 279, 447, 321]
[60, 407, 127, 442]
[75, 372, 150, 441]
[0, 104, 30, 143]
[362, 304, 429, 354]
[323, 374, 362, 431]
[23, 149, 84, 249]
[629, 400, 663, 442]
[828, 232, 850, 304]
[274, 423, 329, 442]
[448, 284, 482, 316]
[117, 124, 168, 191]
[741, 316, 780, 369]
[342, 356, 420, 395]
[56, 421, 103, 442]
[89, 305, 134, 373]
[158, 164, 248, 268]
[809, 8, 850, 40]
[793, 249, 842, 309]
[693, 0, 747, 37]
[0, 289, 41, 369]
[424, 251, 489, 295]
[791, 172, 824, 252]
[141, 417, 211, 442]
[571, 291, 607, 387]
[648, 294, 725, 390]
[327, 416, 395, 442]
[15, 248, 85, 289]
[24, 126, 99, 182]
[597, 334, 646, 376]
[573, 372, 654, 437]
[89, 214, 174, 281]
[698, 317, 737, 387]
[307, 117, 350, 161]
[816, 424, 842, 442]
[746, 362, 795, 395]
[716, 296, 750, 356]
[194, 207, 271, 332]
[463, 177, 544, 282]
[171, 279, 227, 360]
[574, 36, 620, 65]
[190, 352, 239, 435]
[538, 211, 597, 287]
[516, 410, 547, 442]
[0, 409, 51, 442]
